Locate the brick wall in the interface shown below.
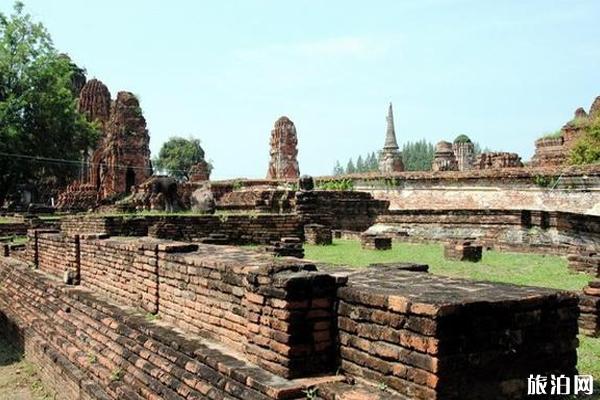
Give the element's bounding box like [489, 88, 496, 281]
[0, 237, 582, 399]
[36, 231, 79, 279]
[373, 209, 600, 254]
[25, 235, 339, 380]
[0, 258, 315, 400]
[0, 222, 28, 237]
[61, 214, 303, 244]
[336, 266, 579, 399]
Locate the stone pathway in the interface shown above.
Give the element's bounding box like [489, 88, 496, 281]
[0, 336, 54, 400]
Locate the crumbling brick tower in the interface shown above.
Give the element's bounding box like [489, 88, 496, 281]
[90, 91, 152, 197]
[432, 140, 458, 171]
[452, 134, 475, 171]
[59, 80, 152, 208]
[266, 116, 300, 179]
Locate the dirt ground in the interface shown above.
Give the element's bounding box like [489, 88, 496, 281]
[0, 336, 54, 400]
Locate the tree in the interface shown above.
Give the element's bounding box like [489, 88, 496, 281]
[346, 159, 356, 174]
[332, 160, 344, 176]
[402, 140, 435, 171]
[0, 2, 98, 206]
[356, 155, 364, 172]
[153, 136, 211, 181]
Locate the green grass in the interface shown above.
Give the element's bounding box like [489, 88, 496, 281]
[305, 240, 591, 291]
[305, 239, 600, 380]
[0, 217, 18, 224]
[0, 236, 28, 245]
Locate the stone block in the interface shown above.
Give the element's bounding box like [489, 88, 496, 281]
[444, 240, 482, 262]
[304, 224, 332, 245]
[361, 234, 392, 250]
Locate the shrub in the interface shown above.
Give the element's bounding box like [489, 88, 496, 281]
[569, 117, 600, 165]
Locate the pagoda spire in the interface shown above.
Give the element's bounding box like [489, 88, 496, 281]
[384, 102, 399, 150]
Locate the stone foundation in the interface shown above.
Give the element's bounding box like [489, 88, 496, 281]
[336, 266, 579, 400]
[304, 224, 332, 245]
[580, 280, 600, 337]
[0, 235, 582, 399]
[264, 237, 305, 259]
[360, 234, 392, 250]
[372, 209, 600, 255]
[0, 222, 28, 237]
[443, 239, 482, 262]
[568, 249, 600, 277]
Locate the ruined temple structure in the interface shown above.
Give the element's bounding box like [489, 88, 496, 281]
[531, 95, 600, 167]
[266, 116, 300, 179]
[452, 134, 475, 171]
[475, 152, 523, 169]
[189, 159, 211, 182]
[57, 79, 152, 210]
[432, 140, 458, 171]
[378, 103, 404, 173]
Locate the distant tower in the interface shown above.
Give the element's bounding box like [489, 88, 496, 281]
[378, 103, 404, 173]
[266, 116, 300, 179]
[452, 134, 475, 171]
[432, 141, 458, 171]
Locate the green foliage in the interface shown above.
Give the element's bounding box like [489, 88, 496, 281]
[109, 368, 124, 382]
[569, 117, 600, 165]
[87, 352, 97, 364]
[0, 2, 98, 205]
[402, 139, 434, 171]
[378, 381, 388, 391]
[332, 160, 344, 176]
[316, 178, 354, 191]
[302, 387, 318, 399]
[532, 175, 558, 188]
[232, 180, 244, 190]
[334, 152, 379, 175]
[345, 159, 356, 174]
[540, 130, 563, 139]
[453, 134, 471, 144]
[153, 136, 211, 181]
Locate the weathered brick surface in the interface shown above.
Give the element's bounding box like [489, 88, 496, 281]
[0, 258, 339, 400]
[36, 232, 80, 281]
[336, 266, 579, 400]
[568, 250, 600, 276]
[0, 236, 582, 399]
[304, 224, 332, 245]
[374, 209, 600, 255]
[22, 236, 339, 380]
[580, 280, 600, 337]
[443, 240, 482, 262]
[0, 222, 28, 237]
[360, 234, 392, 250]
[295, 191, 388, 232]
[61, 214, 303, 245]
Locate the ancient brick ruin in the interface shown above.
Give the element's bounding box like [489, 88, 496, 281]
[452, 134, 475, 171]
[57, 79, 152, 210]
[531, 95, 600, 167]
[474, 152, 523, 169]
[266, 116, 300, 179]
[0, 222, 581, 399]
[378, 103, 405, 173]
[432, 140, 458, 171]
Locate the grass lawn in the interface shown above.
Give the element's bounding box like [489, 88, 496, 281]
[305, 239, 600, 381]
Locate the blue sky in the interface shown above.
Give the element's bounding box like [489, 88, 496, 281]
[3, 1, 600, 179]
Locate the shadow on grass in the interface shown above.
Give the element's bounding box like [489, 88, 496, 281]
[0, 311, 24, 367]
